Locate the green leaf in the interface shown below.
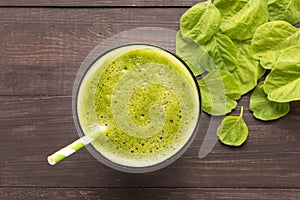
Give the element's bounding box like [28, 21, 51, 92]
[251, 21, 300, 69]
[250, 82, 290, 121]
[264, 45, 300, 102]
[217, 107, 248, 146]
[231, 40, 266, 95]
[198, 70, 242, 116]
[214, 0, 268, 40]
[268, 0, 300, 25]
[176, 31, 216, 76]
[203, 33, 237, 71]
[257, 64, 267, 80]
[180, 0, 221, 44]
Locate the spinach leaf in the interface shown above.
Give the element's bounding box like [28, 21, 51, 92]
[264, 45, 300, 102]
[203, 33, 237, 71]
[214, 0, 268, 40]
[176, 31, 216, 76]
[268, 0, 300, 25]
[251, 21, 300, 69]
[250, 82, 290, 120]
[217, 106, 248, 146]
[232, 40, 266, 95]
[180, 0, 221, 44]
[198, 70, 241, 116]
[257, 64, 267, 80]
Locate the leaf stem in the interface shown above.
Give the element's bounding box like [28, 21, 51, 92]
[240, 106, 244, 117]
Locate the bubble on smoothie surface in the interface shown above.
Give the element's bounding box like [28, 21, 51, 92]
[77, 46, 199, 167]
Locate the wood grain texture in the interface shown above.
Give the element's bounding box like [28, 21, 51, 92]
[0, 0, 199, 7]
[1, 4, 300, 199]
[1, 188, 300, 200]
[0, 8, 185, 96]
[1, 9, 299, 97]
[1, 96, 299, 188]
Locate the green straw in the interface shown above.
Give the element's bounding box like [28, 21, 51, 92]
[47, 125, 106, 165]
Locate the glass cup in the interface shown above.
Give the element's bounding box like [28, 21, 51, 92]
[73, 43, 201, 173]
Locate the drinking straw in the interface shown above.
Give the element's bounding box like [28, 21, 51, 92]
[47, 125, 106, 165]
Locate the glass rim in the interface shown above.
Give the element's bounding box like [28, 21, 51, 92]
[72, 43, 202, 173]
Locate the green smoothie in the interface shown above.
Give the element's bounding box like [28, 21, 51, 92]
[77, 44, 200, 168]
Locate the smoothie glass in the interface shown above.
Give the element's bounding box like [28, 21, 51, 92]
[73, 43, 201, 173]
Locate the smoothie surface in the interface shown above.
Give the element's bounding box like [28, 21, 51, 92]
[77, 45, 200, 167]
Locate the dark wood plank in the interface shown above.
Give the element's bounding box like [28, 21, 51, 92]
[0, 8, 185, 96]
[1, 188, 300, 200]
[1, 96, 299, 188]
[1, 9, 299, 97]
[0, 0, 199, 7]
[1, 5, 300, 193]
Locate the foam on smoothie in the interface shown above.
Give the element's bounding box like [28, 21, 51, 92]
[77, 45, 200, 167]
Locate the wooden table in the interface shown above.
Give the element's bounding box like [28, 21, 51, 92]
[1, 1, 300, 199]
